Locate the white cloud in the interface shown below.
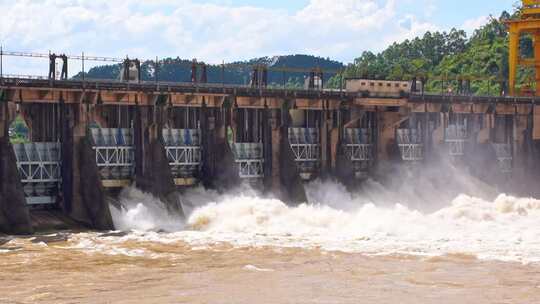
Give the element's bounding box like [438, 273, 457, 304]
[0, 0, 441, 75]
[462, 16, 490, 35]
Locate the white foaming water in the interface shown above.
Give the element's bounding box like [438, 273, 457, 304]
[107, 179, 540, 263]
[110, 187, 185, 232]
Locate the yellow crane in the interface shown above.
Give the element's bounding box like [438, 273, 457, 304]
[508, 0, 540, 95]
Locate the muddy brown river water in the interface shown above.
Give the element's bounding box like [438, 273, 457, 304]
[1, 235, 540, 304]
[3, 181, 540, 303]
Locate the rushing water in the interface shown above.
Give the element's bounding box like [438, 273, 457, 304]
[2, 165, 540, 303]
[105, 183, 540, 263]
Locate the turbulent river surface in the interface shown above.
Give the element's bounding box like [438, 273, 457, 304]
[2, 172, 540, 303]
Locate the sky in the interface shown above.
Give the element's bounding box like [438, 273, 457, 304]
[0, 0, 517, 75]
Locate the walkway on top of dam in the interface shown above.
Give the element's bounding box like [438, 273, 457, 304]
[2, 77, 540, 105]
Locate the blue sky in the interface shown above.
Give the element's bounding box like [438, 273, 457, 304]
[0, 0, 518, 75]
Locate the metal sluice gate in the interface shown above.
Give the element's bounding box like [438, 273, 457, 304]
[396, 129, 424, 162]
[445, 125, 468, 157]
[343, 128, 373, 178]
[90, 128, 135, 186]
[231, 143, 264, 179]
[162, 129, 202, 185]
[13, 142, 62, 205]
[288, 127, 320, 180]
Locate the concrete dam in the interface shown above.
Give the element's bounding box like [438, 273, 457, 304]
[1, 75, 540, 234]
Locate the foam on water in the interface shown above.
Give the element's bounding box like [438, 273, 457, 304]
[181, 191, 540, 262]
[104, 173, 540, 262]
[110, 187, 185, 232]
[243, 265, 275, 272]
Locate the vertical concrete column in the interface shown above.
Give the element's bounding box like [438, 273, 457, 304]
[320, 105, 329, 177]
[476, 113, 492, 144]
[62, 102, 114, 230]
[262, 106, 273, 191]
[512, 112, 529, 192]
[268, 109, 282, 194]
[329, 106, 341, 176]
[0, 95, 8, 137]
[329, 123, 340, 174]
[271, 101, 307, 205]
[135, 102, 184, 217]
[201, 103, 220, 188]
[200, 104, 215, 187]
[432, 112, 446, 147]
[0, 99, 33, 234]
[231, 104, 240, 142]
[321, 103, 340, 177]
[334, 106, 356, 189]
[210, 102, 239, 190]
[377, 110, 402, 162]
[200, 102, 234, 190]
[422, 112, 431, 161]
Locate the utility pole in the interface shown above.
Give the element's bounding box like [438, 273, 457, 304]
[222, 60, 225, 87]
[82, 52, 85, 83]
[0, 45, 3, 83]
[155, 56, 159, 84]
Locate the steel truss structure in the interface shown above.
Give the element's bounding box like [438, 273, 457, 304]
[236, 159, 264, 179]
[165, 146, 202, 177]
[232, 143, 264, 179]
[344, 144, 373, 161]
[290, 143, 320, 162]
[398, 144, 424, 162]
[446, 139, 467, 156]
[13, 143, 61, 205]
[90, 128, 135, 180]
[163, 129, 202, 179]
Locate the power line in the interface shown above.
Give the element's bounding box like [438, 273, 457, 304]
[3, 50, 123, 63]
[1, 50, 343, 74]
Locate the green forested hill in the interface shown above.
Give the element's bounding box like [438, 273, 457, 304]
[328, 11, 531, 95]
[74, 54, 343, 88]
